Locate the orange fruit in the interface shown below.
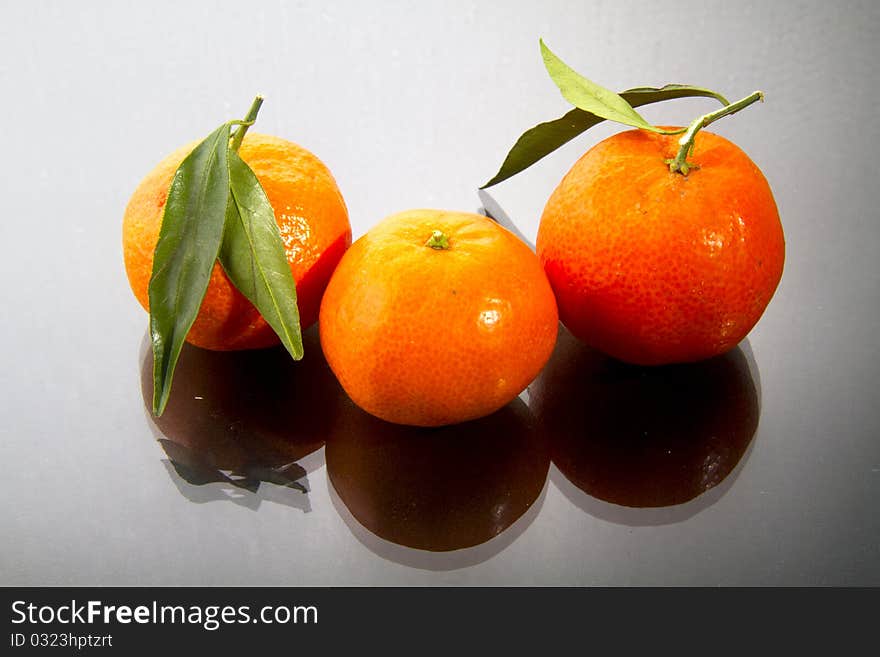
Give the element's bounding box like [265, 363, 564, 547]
[319, 209, 559, 427]
[537, 128, 785, 365]
[123, 133, 351, 351]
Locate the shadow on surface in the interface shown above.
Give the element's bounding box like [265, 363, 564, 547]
[325, 396, 550, 569]
[140, 325, 342, 511]
[530, 325, 761, 526]
[477, 189, 535, 250]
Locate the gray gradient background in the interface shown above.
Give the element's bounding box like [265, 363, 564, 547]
[1, 0, 878, 585]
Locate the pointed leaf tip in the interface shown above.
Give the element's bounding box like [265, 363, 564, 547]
[149, 123, 232, 416]
[539, 40, 653, 131]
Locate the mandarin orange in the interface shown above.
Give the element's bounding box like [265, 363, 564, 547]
[319, 209, 559, 427]
[537, 128, 784, 365]
[123, 133, 350, 351]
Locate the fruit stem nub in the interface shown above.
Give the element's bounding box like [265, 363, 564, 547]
[425, 230, 451, 250]
[230, 95, 264, 152]
[666, 91, 764, 176]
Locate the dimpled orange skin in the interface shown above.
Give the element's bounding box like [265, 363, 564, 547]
[537, 128, 785, 365]
[319, 209, 559, 427]
[123, 133, 351, 350]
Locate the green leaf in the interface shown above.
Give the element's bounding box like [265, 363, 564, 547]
[482, 108, 596, 189]
[219, 150, 304, 361]
[482, 84, 730, 188]
[149, 123, 231, 416]
[540, 39, 653, 131]
[622, 85, 729, 108]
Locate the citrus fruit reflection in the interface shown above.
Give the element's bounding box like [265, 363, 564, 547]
[140, 326, 340, 494]
[325, 396, 549, 552]
[530, 326, 759, 509]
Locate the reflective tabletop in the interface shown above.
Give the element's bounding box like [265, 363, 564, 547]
[2, 1, 878, 586]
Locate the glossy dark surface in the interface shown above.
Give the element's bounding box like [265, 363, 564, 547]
[533, 328, 759, 512]
[2, 1, 878, 585]
[326, 396, 549, 554]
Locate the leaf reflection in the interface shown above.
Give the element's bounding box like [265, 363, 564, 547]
[140, 326, 340, 505]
